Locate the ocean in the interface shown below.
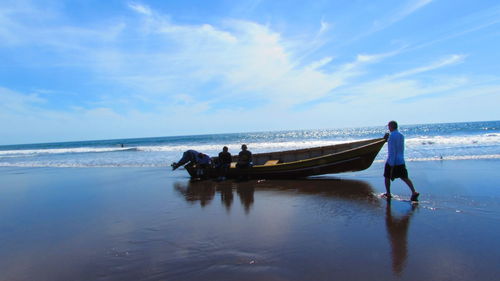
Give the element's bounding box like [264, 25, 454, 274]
[1, 120, 499, 168]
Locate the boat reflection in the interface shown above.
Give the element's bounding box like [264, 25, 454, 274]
[174, 178, 417, 275]
[385, 199, 417, 275]
[174, 178, 380, 211]
[174, 180, 256, 213]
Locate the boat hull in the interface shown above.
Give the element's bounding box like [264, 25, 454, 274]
[185, 138, 386, 179]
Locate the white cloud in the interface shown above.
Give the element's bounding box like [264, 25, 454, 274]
[397, 0, 433, 21]
[372, 0, 433, 32]
[0, 1, 403, 112]
[319, 20, 331, 35]
[128, 2, 152, 16]
[0, 87, 45, 113]
[389, 54, 466, 79]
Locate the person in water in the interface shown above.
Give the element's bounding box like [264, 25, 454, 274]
[383, 121, 420, 201]
[236, 144, 252, 169]
[217, 146, 232, 180]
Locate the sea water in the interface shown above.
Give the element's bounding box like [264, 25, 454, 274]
[1, 121, 499, 168]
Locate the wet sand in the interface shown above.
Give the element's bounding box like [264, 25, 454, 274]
[1, 160, 499, 281]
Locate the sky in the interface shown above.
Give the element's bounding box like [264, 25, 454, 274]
[1, 0, 499, 145]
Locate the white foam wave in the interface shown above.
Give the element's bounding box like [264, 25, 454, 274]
[0, 162, 168, 168]
[406, 133, 500, 147]
[374, 154, 500, 163]
[0, 147, 137, 156]
[0, 140, 348, 157]
[136, 140, 350, 153]
[1, 133, 499, 158]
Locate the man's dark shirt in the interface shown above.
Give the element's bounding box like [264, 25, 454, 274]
[238, 150, 252, 165]
[218, 151, 232, 165]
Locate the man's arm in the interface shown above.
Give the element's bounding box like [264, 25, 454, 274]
[387, 135, 396, 166]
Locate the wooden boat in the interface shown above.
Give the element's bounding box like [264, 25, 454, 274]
[184, 138, 387, 179]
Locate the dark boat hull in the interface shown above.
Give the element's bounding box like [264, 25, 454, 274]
[185, 138, 386, 179]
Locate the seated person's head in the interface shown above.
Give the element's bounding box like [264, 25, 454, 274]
[241, 144, 247, 151]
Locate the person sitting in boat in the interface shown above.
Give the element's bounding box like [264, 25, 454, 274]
[217, 146, 232, 180]
[171, 149, 201, 170]
[236, 144, 252, 169]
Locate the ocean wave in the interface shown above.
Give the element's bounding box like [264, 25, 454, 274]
[0, 162, 168, 168]
[0, 146, 138, 157]
[406, 133, 500, 147]
[374, 154, 500, 163]
[1, 133, 499, 158]
[128, 134, 500, 154]
[136, 140, 350, 153]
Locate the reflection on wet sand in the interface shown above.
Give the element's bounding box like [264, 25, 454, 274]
[236, 184, 255, 214]
[174, 178, 419, 276]
[174, 181, 216, 207]
[218, 184, 233, 211]
[174, 178, 379, 212]
[174, 180, 256, 213]
[385, 199, 417, 275]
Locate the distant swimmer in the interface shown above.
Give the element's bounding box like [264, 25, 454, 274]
[383, 121, 420, 201]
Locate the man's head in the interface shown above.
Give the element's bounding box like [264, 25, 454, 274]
[241, 144, 247, 151]
[223, 146, 228, 152]
[388, 120, 398, 132]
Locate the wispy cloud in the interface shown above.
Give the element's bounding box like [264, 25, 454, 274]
[0, 2, 427, 116]
[89, 7, 375, 107]
[328, 54, 470, 104]
[410, 5, 500, 51]
[372, 0, 433, 32]
[128, 2, 152, 16]
[389, 54, 466, 79]
[0, 87, 45, 113]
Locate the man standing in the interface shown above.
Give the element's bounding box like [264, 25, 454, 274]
[384, 121, 420, 201]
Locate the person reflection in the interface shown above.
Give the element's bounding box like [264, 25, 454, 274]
[385, 199, 417, 275]
[217, 183, 234, 212]
[236, 184, 255, 214]
[174, 181, 216, 207]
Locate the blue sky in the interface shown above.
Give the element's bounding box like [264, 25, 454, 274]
[1, 0, 499, 144]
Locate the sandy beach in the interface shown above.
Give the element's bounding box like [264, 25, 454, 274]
[1, 160, 499, 281]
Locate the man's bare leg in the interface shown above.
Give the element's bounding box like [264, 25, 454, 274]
[402, 177, 419, 200]
[384, 177, 392, 198]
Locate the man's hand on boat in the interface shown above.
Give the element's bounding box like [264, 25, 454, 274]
[383, 132, 390, 141]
